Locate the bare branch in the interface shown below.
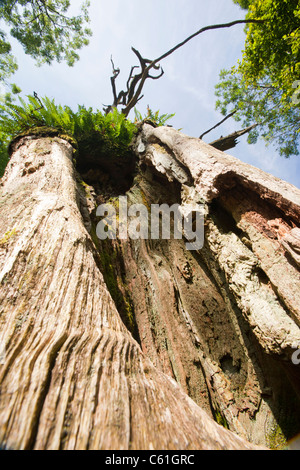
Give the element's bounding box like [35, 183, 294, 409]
[209, 124, 258, 152]
[148, 68, 164, 80]
[126, 65, 139, 90]
[110, 56, 120, 77]
[135, 95, 144, 105]
[200, 111, 237, 139]
[150, 19, 265, 68]
[105, 18, 266, 117]
[105, 56, 124, 113]
[131, 47, 151, 68]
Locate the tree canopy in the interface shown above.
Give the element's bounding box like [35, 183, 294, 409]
[0, 0, 92, 84]
[0, 0, 92, 173]
[215, 0, 300, 157]
[0, 0, 299, 170]
[233, 0, 250, 10]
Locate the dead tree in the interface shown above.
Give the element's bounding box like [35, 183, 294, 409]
[0, 130, 266, 450]
[104, 51, 164, 116]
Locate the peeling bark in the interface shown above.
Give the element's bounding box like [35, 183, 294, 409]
[0, 125, 299, 450]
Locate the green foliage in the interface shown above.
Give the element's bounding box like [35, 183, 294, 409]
[0, 142, 10, 177]
[0, 30, 18, 83]
[241, 0, 299, 94]
[0, 0, 92, 84]
[215, 0, 300, 157]
[215, 70, 300, 158]
[134, 106, 175, 126]
[232, 0, 250, 9]
[0, 95, 177, 177]
[0, 94, 138, 176]
[0, 84, 22, 175]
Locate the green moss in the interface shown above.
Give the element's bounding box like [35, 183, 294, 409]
[0, 228, 17, 246]
[266, 423, 287, 450]
[76, 174, 92, 197]
[139, 188, 151, 212]
[0, 145, 10, 178]
[212, 407, 229, 430]
[8, 126, 78, 158]
[55, 134, 78, 149]
[152, 143, 170, 155]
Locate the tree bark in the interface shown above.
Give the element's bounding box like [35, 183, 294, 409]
[0, 125, 300, 450]
[132, 125, 300, 448]
[0, 133, 262, 450]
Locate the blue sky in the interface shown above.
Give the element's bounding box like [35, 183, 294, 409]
[3, 0, 300, 188]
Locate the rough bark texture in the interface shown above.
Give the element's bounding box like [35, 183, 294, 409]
[131, 125, 300, 448]
[0, 124, 299, 450]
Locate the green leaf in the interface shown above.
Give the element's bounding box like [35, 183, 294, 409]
[214, 0, 300, 158]
[0, 94, 138, 175]
[0, 0, 92, 83]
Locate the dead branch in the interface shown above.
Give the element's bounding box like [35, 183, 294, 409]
[104, 18, 265, 118]
[200, 111, 237, 140]
[103, 49, 165, 116]
[209, 124, 258, 152]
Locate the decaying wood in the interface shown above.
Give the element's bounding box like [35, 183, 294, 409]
[0, 133, 264, 450]
[136, 126, 300, 351]
[208, 124, 258, 151]
[133, 124, 300, 447]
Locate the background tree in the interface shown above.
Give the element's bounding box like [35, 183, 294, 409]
[215, 0, 300, 157]
[0, 0, 92, 84]
[233, 0, 250, 9]
[0, 0, 91, 174]
[0, 29, 17, 83]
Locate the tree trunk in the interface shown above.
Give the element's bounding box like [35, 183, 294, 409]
[132, 125, 300, 448]
[0, 125, 299, 450]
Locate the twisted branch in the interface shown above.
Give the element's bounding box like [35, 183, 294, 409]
[104, 18, 265, 117]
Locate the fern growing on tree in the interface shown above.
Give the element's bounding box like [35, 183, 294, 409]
[0, 94, 175, 176]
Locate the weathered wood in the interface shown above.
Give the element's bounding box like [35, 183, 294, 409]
[133, 125, 300, 447]
[137, 124, 300, 354]
[209, 124, 257, 151]
[1, 123, 300, 450]
[0, 134, 263, 450]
